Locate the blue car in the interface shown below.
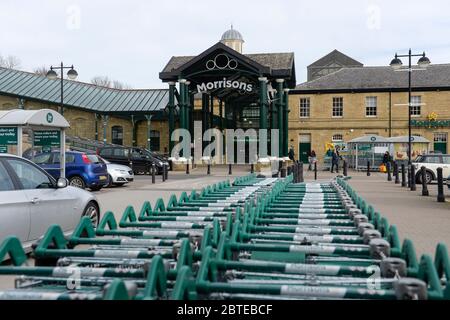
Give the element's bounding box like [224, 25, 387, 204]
[32, 151, 108, 191]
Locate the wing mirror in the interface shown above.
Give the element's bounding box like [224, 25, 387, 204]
[56, 177, 69, 188]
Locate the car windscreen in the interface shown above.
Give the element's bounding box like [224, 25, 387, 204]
[87, 154, 102, 163]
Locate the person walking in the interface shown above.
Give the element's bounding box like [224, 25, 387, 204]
[308, 150, 316, 171]
[331, 149, 339, 173]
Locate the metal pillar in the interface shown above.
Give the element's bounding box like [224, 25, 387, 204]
[219, 100, 223, 131]
[258, 77, 268, 130]
[210, 95, 214, 129]
[101, 115, 109, 145]
[131, 115, 137, 147]
[145, 115, 152, 151]
[276, 79, 284, 157]
[168, 82, 176, 154]
[94, 113, 99, 141]
[283, 88, 290, 157]
[178, 79, 186, 131]
[185, 81, 191, 133]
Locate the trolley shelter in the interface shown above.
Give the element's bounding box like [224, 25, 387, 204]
[387, 136, 430, 163]
[0, 109, 70, 178]
[348, 135, 390, 171]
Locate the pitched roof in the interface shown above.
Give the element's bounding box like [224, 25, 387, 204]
[0, 67, 169, 114]
[161, 51, 294, 74]
[308, 49, 363, 68]
[295, 64, 450, 92]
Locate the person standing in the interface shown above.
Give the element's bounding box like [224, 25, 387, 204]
[288, 146, 295, 161]
[308, 150, 316, 171]
[331, 149, 339, 173]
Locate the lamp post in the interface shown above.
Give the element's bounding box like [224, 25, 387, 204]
[389, 50, 430, 165]
[46, 62, 78, 116]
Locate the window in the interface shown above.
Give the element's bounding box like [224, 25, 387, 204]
[332, 134, 343, 142]
[423, 156, 441, 164]
[410, 96, 421, 116]
[32, 153, 52, 164]
[5, 159, 53, 189]
[299, 98, 310, 118]
[150, 130, 160, 151]
[443, 156, 450, 164]
[113, 148, 129, 157]
[53, 154, 75, 164]
[0, 163, 14, 191]
[434, 133, 447, 142]
[365, 96, 377, 117]
[332, 97, 343, 117]
[99, 148, 112, 157]
[111, 126, 123, 145]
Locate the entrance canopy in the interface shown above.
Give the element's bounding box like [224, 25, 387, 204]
[0, 109, 69, 178]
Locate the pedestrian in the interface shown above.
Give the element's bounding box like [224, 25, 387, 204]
[331, 149, 339, 173]
[382, 151, 391, 165]
[308, 150, 316, 171]
[288, 146, 295, 161]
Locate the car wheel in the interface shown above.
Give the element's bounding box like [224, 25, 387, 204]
[82, 201, 100, 227]
[425, 171, 433, 184]
[69, 176, 86, 189]
[106, 174, 113, 188]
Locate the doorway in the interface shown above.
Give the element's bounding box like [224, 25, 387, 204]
[298, 134, 311, 163]
[434, 133, 447, 154]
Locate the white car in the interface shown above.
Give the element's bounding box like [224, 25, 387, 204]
[413, 154, 450, 184]
[100, 157, 134, 187]
[0, 154, 100, 255]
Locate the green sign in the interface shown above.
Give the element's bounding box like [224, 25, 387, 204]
[411, 119, 450, 128]
[0, 127, 18, 145]
[357, 144, 372, 151]
[0, 145, 7, 153]
[34, 130, 61, 147]
[46, 112, 54, 123]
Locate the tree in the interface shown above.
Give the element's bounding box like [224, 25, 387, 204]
[91, 76, 131, 89]
[0, 54, 21, 69]
[33, 65, 49, 76]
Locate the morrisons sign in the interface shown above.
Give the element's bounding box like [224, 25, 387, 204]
[197, 78, 253, 93]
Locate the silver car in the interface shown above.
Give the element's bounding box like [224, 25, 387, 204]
[0, 154, 100, 255]
[101, 158, 134, 187]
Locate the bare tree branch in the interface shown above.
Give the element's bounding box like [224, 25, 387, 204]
[0, 54, 21, 69]
[91, 76, 131, 89]
[33, 65, 48, 76]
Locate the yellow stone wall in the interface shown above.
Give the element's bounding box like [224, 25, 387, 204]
[288, 90, 450, 162]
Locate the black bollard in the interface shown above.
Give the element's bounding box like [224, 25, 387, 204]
[293, 163, 298, 183]
[280, 166, 286, 178]
[410, 165, 416, 191]
[407, 166, 411, 188]
[250, 163, 254, 174]
[151, 163, 155, 184]
[437, 167, 445, 203]
[314, 162, 317, 181]
[162, 164, 166, 182]
[421, 166, 429, 196]
[387, 162, 392, 181]
[207, 164, 211, 175]
[367, 161, 371, 176]
[287, 166, 292, 175]
[394, 162, 400, 184]
[298, 162, 304, 183]
[401, 164, 406, 187]
[228, 163, 232, 175]
[343, 160, 348, 177]
[165, 164, 169, 180]
[186, 163, 190, 175]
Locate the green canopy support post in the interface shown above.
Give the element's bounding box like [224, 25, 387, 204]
[276, 79, 284, 157]
[185, 81, 191, 134]
[283, 88, 290, 157]
[210, 95, 214, 129]
[101, 114, 109, 145]
[259, 77, 268, 130]
[168, 81, 176, 154]
[178, 79, 186, 131]
[145, 115, 153, 151]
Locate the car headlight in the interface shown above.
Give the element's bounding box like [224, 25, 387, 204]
[158, 161, 163, 166]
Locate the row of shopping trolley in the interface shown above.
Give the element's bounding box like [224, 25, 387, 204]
[0, 173, 449, 300]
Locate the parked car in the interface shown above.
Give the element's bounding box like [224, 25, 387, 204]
[0, 154, 100, 255]
[99, 157, 134, 187]
[97, 146, 164, 174]
[413, 154, 450, 184]
[31, 151, 108, 191]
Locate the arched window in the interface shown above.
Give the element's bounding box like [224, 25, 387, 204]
[111, 126, 123, 145]
[332, 134, 343, 142]
[150, 130, 160, 151]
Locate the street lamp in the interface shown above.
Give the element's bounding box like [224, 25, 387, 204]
[389, 50, 430, 165]
[46, 62, 78, 115]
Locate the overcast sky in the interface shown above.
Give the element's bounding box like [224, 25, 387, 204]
[1, 0, 449, 89]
